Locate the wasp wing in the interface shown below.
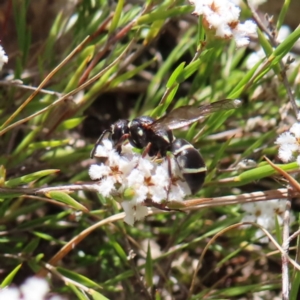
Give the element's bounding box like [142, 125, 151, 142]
[151, 99, 241, 130]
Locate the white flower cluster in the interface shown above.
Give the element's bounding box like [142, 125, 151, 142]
[241, 200, 295, 243]
[89, 140, 191, 226]
[0, 277, 65, 300]
[189, 0, 257, 47]
[275, 122, 300, 166]
[0, 45, 8, 71]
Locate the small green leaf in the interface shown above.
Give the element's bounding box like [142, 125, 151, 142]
[57, 267, 102, 289]
[231, 162, 299, 186]
[110, 239, 127, 263]
[5, 169, 60, 187]
[257, 28, 273, 57]
[276, 0, 291, 31]
[0, 264, 22, 288]
[32, 231, 55, 241]
[22, 238, 40, 254]
[90, 290, 109, 300]
[257, 28, 280, 75]
[137, 6, 193, 25]
[166, 62, 186, 88]
[46, 191, 88, 212]
[109, 0, 124, 34]
[144, 20, 165, 45]
[177, 58, 202, 83]
[28, 140, 69, 151]
[57, 117, 86, 131]
[68, 283, 89, 300]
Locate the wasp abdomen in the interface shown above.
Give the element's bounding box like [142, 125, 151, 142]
[171, 139, 207, 194]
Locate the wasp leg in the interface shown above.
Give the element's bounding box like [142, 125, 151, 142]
[141, 142, 152, 158]
[114, 133, 130, 154]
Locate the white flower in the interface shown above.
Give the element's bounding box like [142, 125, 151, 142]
[275, 122, 300, 164]
[151, 164, 170, 192]
[136, 156, 154, 177]
[278, 143, 295, 162]
[89, 164, 110, 180]
[89, 139, 192, 225]
[127, 168, 145, 188]
[232, 20, 257, 47]
[168, 180, 191, 201]
[149, 185, 168, 203]
[96, 176, 116, 197]
[0, 45, 8, 71]
[189, 0, 257, 47]
[241, 200, 295, 243]
[20, 277, 49, 300]
[119, 154, 138, 176]
[289, 122, 300, 137]
[121, 200, 148, 226]
[94, 139, 113, 157]
[276, 131, 297, 145]
[0, 287, 20, 300]
[0, 277, 65, 300]
[133, 185, 149, 203]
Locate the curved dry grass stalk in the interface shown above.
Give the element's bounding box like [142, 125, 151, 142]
[29, 185, 291, 280]
[37, 212, 126, 277]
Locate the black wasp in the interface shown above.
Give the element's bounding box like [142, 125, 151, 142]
[91, 99, 241, 194]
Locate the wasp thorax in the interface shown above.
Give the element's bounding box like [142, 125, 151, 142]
[128, 116, 154, 149]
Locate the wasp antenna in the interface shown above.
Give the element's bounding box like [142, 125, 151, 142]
[90, 129, 112, 158]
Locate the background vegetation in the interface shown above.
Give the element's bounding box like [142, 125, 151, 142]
[0, 0, 300, 299]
